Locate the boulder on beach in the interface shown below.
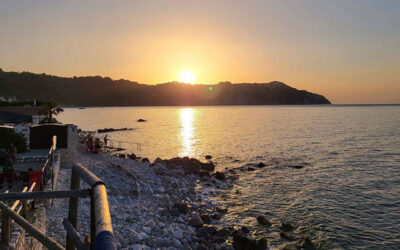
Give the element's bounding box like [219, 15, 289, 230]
[199, 170, 211, 178]
[212, 171, 226, 181]
[164, 157, 216, 176]
[191, 213, 203, 227]
[241, 226, 250, 233]
[201, 213, 211, 224]
[256, 216, 271, 226]
[280, 221, 294, 231]
[232, 230, 267, 250]
[257, 162, 266, 168]
[201, 161, 215, 171]
[197, 225, 217, 240]
[280, 231, 295, 241]
[205, 155, 213, 160]
[137, 119, 147, 122]
[301, 237, 316, 250]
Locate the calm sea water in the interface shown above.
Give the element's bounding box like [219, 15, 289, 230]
[58, 105, 400, 249]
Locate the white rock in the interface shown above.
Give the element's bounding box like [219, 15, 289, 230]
[145, 219, 156, 228]
[173, 229, 183, 239]
[142, 227, 152, 234]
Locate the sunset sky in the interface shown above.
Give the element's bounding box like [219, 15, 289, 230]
[0, 0, 399, 104]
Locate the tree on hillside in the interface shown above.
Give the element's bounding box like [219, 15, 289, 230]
[39, 100, 64, 123]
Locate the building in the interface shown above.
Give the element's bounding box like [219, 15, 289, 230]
[0, 106, 46, 147]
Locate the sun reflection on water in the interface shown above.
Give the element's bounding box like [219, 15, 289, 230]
[180, 108, 195, 157]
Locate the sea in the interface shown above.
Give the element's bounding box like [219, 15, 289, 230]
[58, 105, 400, 249]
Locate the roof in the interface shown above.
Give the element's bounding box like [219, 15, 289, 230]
[0, 106, 43, 116]
[0, 125, 15, 130]
[0, 111, 32, 124]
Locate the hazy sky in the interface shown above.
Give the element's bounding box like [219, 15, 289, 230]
[1, 0, 399, 104]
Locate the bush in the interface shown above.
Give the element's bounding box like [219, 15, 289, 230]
[0, 129, 27, 153]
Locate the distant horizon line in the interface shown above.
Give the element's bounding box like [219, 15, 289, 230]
[60, 104, 400, 108]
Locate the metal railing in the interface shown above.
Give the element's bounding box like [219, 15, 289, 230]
[0, 163, 117, 250]
[106, 139, 142, 151]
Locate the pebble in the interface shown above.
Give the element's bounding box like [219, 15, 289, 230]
[174, 229, 184, 239]
[191, 213, 204, 227]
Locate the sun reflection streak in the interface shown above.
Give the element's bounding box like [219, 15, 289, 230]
[180, 108, 195, 157]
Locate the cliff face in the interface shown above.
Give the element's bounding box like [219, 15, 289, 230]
[0, 70, 331, 106]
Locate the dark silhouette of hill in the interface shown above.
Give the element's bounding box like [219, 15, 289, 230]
[0, 69, 331, 106]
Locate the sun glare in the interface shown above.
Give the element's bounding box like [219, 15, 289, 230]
[179, 70, 196, 84]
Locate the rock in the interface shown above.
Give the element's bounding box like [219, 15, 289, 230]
[280, 221, 294, 231]
[216, 207, 228, 213]
[257, 162, 266, 168]
[166, 163, 179, 170]
[241, 226, 250, 233]
[301, 237, 316, 250]
[210, 213, 221, 221]
[232, 231, 266, 250]
[133, 231, 149, 242]
[145, 219, 156, 228]
[201, 162, 215, 171]
[153, 164, 169, 175]
[289, 165, 304, 169]
[142, 157, 150, 163]
[173, 229, 184, 239]
[137, 119, 146, 122]
[169, 168, 185, 178]
[247, 167, 255, 171]
[154, 157, 164, 164]
[132, 244, 148, 250]
[172, 238, 182, 247]
[182, 163, 200, 175]
[256, 238, 268, 249]
[205, 155, 213, 160]
[256, 216, 271, 226]
[128, 153, 136, 160]
[126, 217, 135, 224]
[142, 227, 151, 234]
[174, 202, 191, 214]
[280, 231, 295, 241]
[199, 170, 211, 178]
[118, 154, 126, 158]
[197, 225, 217, 239]
[215, 228, 231, 238]
[212, 171, 226, 181]
[200, 214, 211, 224]
[191, 213, 203, 227]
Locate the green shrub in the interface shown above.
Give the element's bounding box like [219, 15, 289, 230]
[0, 129, 27, 153]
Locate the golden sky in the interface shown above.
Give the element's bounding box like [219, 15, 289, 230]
[0, 0, 399, 104]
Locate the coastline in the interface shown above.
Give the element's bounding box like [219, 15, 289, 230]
[46, 130, 239, 249]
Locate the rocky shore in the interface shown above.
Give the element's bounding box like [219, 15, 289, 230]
[45, 134, 239, 249]
[46, 132, 316, 250]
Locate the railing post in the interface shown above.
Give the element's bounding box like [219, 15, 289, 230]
[1, 212, 10, 245]
[22, 200, 28, 218]
[90, 191, 95, 250]
[66, 168, 80, 250]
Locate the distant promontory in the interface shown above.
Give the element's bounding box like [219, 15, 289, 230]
[0, 69, 331, 106]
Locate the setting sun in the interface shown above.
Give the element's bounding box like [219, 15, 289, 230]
[179, 70, 196, 84]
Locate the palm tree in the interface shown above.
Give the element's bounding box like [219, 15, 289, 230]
[39, 100, 64, 123]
